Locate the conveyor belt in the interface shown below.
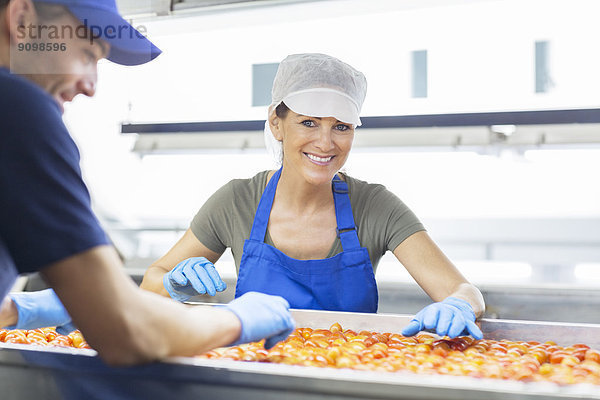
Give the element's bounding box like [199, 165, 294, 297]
[1, 310, 600, 400]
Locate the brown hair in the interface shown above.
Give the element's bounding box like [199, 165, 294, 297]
[275, 101, 289, 119]
[0, 1, 68, 20]
[34, 2, 69, 21]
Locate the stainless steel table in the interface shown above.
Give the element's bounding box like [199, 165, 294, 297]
[1, 309, 600, 400]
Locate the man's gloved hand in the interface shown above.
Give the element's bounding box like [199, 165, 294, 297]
[401, 297, 483, 340]
[7, 289, 76, 334]
[163, 257, 226, 302]
[224, 292, 295, 349]
[55, 322, 78, 335]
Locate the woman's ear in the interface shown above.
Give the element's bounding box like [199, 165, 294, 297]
[268, 112, 284, 142]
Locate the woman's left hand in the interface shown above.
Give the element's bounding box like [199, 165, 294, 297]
[401, 297, 483, 339]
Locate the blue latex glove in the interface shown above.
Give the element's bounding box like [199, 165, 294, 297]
[224, 292, 296, 349]
[7, 289, 76, 334]
[163, 257, 226, 302]
[402, 297, 483, 340]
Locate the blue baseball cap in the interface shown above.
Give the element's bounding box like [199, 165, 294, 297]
[34, 0, 161, 66]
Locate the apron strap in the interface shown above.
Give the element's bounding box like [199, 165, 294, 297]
[248, 167, 282, 242]
[332, 175, 361, 250]
[249, 169, 361, 251]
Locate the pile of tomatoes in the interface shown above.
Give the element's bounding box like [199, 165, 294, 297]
[0, 327, 90, 349]
[200, 323, 600, 386]
[2, 323, 599, 386]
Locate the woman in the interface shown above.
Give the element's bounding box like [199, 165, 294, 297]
[141, 53, 485, 339]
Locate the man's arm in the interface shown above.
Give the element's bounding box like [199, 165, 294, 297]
[41, 245, 242, 366]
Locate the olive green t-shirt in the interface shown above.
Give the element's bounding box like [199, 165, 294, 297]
[190, 170, 425, 274]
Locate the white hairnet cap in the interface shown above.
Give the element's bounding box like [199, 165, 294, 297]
[264, 53, 368, 165]
[271, 53, 367, 126]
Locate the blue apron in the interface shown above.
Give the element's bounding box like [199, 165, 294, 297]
[235, 168, 378, 313]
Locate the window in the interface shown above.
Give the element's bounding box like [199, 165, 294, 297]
[252, 62, 279, 106]
[411, 50, 428, 98]
[535, 41, 551, 93]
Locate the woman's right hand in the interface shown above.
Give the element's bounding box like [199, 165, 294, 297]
[163, 257, 226, 302]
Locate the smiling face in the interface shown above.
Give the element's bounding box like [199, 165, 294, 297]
[8, 3, 109, 113]
[269, 107, 355, 186]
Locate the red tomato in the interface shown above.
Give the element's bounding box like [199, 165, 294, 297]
[584, 349, 600, 363]
[329, 322, 342, 333]
[363, 337, 377, 347]
[4, 330, 27, 344]
[549, 351, 570, 364]
[300, 328, 313, 340]
[5, 336, 27, 345]
[560, 355, 581, 368]
[529, 350, 549, 364]
[572, 344, 591, 350]
[48, 336, 72, 348]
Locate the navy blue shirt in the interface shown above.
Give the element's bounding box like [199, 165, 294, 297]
[0, 67, 109, 300]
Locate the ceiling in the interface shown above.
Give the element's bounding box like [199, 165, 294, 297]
[115, 0, 324, 17]
[115, 0, 486, 18]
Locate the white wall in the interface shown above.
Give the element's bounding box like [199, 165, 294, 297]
[116, 0, 600, 121]
[61, 0, 600, 282]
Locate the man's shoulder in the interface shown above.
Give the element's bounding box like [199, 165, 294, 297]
[0, 68, 70, 152]
[0, 68, 59, 116]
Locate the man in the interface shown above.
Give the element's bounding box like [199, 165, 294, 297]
[0, 0, 295, 365]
